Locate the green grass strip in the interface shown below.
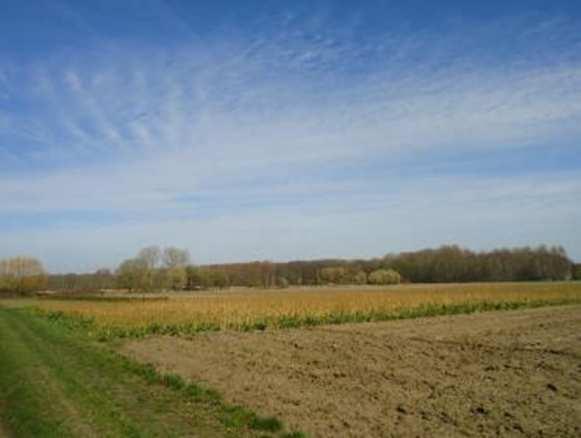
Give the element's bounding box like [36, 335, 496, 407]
[0, 308, 296, 437]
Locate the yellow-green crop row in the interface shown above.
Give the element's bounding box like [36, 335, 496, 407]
[33, 282, 581, 340]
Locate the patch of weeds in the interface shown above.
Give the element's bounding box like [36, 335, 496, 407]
[136, 363, 159, 384]
[183, 383, 220, 402]
[252, 320, 268, 331]
[250, 415, 283, 432]
[117, 356, 221, 402]
[162, 373, 186, 390]
[277, 315, 302, 329]
[149, 367, 286, 432]
[221, 405, 255, 428]
[219, 405, 283, 432]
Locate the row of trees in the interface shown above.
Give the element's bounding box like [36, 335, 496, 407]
[315, 266, 402, 285]
[116, 246, 191, 292]
[39, 244, 579, 293]
[384, 245, 573, 283]
[47, 269, 115, 291]
[0, 257, 47, 295]
[182, 265, 401, 289]
[191, 245, 574, 289]
[197, 259, 396, 288]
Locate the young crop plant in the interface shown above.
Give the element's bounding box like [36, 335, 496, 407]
[31, 282, 581, 341]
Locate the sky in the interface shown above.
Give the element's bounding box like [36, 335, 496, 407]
[1, 0, 581, 272]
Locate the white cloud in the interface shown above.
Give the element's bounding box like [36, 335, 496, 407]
[1, 13, 581, 270]
[2, 57, 581, 214]
[1, 172, 579, 272]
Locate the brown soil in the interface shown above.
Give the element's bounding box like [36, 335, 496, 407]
[0, 425, 9, 438]
[0, 400, 10, 438]
[121, 306, 581, 437]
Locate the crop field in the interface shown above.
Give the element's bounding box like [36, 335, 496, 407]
[33, 282, 581, 339]
[2, 282, 581, 437]
[123, 305, 581, 437]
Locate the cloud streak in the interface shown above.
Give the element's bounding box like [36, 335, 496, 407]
[1, 7, 580, 270]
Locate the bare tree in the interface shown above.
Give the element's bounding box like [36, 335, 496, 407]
[162, 247, 190, 268]
[137, 246, 161, 270]
[0, 256, 47, 295]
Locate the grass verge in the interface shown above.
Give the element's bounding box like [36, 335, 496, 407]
[0, 307, 297, 437]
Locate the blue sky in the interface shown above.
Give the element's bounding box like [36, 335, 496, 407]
[1, 0, 581, 272]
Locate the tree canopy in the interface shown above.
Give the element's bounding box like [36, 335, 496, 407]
[0, 256, 47, 295]
[39, 244, 576, 293]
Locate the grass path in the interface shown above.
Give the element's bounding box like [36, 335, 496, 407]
[0, 308, 264, 438]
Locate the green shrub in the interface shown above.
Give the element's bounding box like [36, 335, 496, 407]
[573, 264, 581, 280]
[368, 269, 401, 285]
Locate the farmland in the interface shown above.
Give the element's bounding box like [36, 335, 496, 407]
[2, 282, 581, 437]
[124, 305, 581, 437]
[4, 1, 581, 436]
[33, 282, 581, 339]
[0, 305, 297, 438]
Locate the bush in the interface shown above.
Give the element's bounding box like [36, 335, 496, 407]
[573, 264, 581, 280]
[353, 271, 368, 285]
[368, 269, 401, 285]
[277, 276, 289, 288]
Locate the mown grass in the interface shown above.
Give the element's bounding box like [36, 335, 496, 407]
[31, 282, 581, 341]
[0, 307, 298, 437]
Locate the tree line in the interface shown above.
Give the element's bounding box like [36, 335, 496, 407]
[115, 246, 191, 292]
[0, 257, 47, 295]
[36, 244, 579, 293]
[384, 245, 574, 283]
[193, 245, 574, 288]
[3, 245, 576, 295]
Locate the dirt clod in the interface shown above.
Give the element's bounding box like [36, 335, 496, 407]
[396, 405, 408, 414]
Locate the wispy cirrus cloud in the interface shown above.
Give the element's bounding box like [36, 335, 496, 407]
[3, 13, 580, 167]
[1, 6, 581, 270]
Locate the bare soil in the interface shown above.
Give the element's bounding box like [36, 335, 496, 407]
[121, 305, 581, 437]
[0, 422, 10, 438]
